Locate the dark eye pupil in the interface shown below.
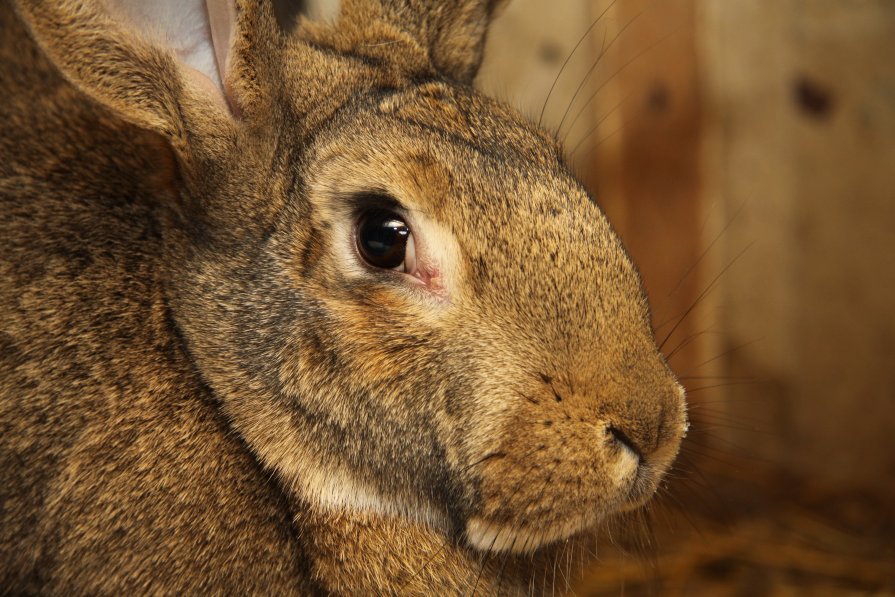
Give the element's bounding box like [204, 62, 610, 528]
[356, 210, 409, 269]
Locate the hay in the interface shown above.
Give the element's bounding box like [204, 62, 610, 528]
[573, 455, 895, 596]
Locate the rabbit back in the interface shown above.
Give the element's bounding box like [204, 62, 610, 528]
[0, 2, 316, 592]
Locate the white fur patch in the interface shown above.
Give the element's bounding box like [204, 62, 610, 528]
[465, 513, 598, 555]
[611, 441, 641, 486]
[292, 460, 451, 531]
[304, 0, 341, 22]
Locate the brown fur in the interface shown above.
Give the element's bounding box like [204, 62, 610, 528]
[0, 0, 687, 594]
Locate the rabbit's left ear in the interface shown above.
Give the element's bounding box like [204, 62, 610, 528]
[14, 0, 280, 139]
[332, 0, 510, 83]
[106, 1, 238, 108]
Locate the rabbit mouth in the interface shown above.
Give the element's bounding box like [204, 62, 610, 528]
[463, 474, 657, 555]
[618, 418, 688, 512]
[463, 458, 641, 555]
[462, 413, 685, 554]
[617, 462, 668, 513]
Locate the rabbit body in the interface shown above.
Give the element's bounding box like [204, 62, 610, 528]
[0, 3, 319, 593]
[0, 0, 687, 594]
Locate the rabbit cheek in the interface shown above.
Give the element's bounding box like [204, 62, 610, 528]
[463, 411, 638, 554]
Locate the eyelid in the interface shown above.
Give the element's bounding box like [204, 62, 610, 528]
[346, 191, 405, 217]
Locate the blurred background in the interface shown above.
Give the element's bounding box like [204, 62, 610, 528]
[478, 0, 895, 594]
[299, 0, 895, 593]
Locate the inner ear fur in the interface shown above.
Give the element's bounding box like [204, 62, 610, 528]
[13, 0, 282, 158]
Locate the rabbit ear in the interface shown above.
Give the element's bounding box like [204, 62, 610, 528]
[108, 0, 235, 104]
[425, 0, 509, 81]
[336, 0, 509, 82]
[14, 0, 278, 140]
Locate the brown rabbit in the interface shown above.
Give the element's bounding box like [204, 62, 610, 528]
[0, 0, 687, 594]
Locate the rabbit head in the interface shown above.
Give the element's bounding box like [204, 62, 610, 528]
[16, 0, 687, 555]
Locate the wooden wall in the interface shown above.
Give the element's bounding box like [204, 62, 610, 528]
[481, 0, 895, 491]
[700, 0, 895, 488]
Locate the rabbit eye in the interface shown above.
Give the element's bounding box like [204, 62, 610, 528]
[355, 209, 416, 273]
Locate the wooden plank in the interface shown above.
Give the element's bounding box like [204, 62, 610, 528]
[580, 0, 707, 388]
[701, 0, 895, 486]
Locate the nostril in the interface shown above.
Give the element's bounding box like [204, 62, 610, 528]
[607, 425, 643, 462]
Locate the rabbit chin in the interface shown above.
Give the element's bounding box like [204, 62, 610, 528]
[464, 446, 642, 555]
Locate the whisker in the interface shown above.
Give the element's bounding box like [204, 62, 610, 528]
[538, 0, 619, 126]
[687, 407, 766, 426]
[658, 241, 754, 352]
[561, 22, 683, 141]
[554, 539, 570, 595]
[570, 114, 642, 163]
[688, 418, 769, 434]
[664, 474, 729, 521]
[653, 484, 706, 539]
[676, 338, 763, 376]
[685, 429, 779, 463]
[667, 199, 748, 298]
[687, 412, 768, 433]
[686, 380, 758, 392]
[556, 4, 651, 136]
[665, 464, 737, 528]
[403, 537, 451, 589]
[564, 538, 576, 596]
[689, 393, 774, 404]
[677, 444, 765, 471]
[678, 375, 755, 382]
[463, 451, 507, 473]
[405, 452, 540, 588]
[513, 389, 541, 405]
[665, 329, 725, 362]
[567, 91, 633, 159]
[493, 532, 519, 592]
[469, 456, 557, 596]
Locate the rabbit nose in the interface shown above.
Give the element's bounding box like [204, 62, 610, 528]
[606, 424, 644, 463]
